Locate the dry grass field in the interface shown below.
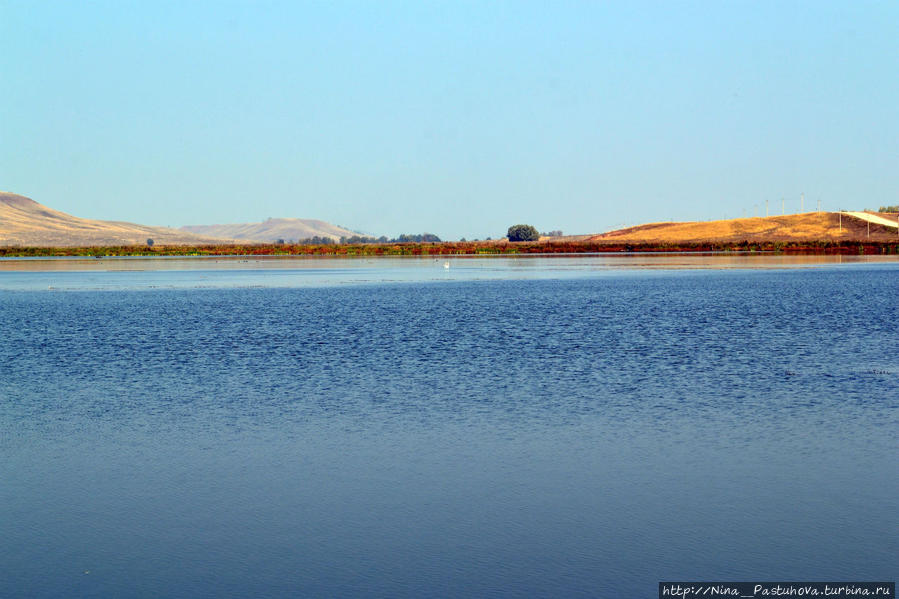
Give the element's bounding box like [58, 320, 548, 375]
[591, 212, 899, 243]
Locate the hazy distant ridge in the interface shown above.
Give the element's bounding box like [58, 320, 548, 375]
[180, 219, 360, 242]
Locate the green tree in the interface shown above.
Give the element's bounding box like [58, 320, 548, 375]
[507, 224, 540, 242]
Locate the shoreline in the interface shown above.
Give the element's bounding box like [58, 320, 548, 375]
[1, 239, 899, 258]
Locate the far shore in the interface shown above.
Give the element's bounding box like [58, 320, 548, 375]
[2, 239, 899, 258]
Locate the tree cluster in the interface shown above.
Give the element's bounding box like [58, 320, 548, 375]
[507, 224, 540, 242]
[298, 235, 338, 245]
[395, 233, 441, 243]
[337, 233, 442, 244]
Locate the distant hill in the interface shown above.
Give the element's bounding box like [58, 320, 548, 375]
[180, 218, 360, 242]
[0, 192, 229, 247]
[590, 212, 899, 243]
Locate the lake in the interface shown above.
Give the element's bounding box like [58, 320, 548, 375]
[1, 255, 897, 597]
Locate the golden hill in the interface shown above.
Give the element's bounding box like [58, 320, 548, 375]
[591, 212, 899, 243]
[0, 192, 229, 247]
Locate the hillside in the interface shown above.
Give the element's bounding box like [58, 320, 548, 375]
[0, 192, 228, 247]
[180, 218, 359, 242]
[591, 212, 899, 243]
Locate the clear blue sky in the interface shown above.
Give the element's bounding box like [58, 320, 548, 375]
[2, 1, 897, 239]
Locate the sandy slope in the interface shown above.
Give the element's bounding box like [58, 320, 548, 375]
[180, 218, 359, 242]
[0, 192, 230, 247]
[590, 212, 899, 243]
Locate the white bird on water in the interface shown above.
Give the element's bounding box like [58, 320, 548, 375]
[443, 261, 450, 269]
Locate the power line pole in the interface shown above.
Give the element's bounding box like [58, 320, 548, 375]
[766, 199, 769, 217]
[782, 197, 785, 215]
[801, 192, 804, 213]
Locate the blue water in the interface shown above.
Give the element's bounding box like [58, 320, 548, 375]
[1, 263, 897, 597]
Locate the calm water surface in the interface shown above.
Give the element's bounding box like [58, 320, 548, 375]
[1, 256, 897, 597]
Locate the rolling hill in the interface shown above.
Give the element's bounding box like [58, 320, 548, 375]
[0, 192, 228, 247]
[591, 212, 899, 243]
[180, 219, 360, 243]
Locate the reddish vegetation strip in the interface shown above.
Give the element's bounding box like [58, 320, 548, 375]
[2, 239, 899, 257]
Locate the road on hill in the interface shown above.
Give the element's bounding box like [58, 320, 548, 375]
[843, 211, 899, 230]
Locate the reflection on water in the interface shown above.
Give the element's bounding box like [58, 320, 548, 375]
[0, 253, 896, 291]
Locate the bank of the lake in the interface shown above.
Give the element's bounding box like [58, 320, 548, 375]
[3, 239, 899, 257]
